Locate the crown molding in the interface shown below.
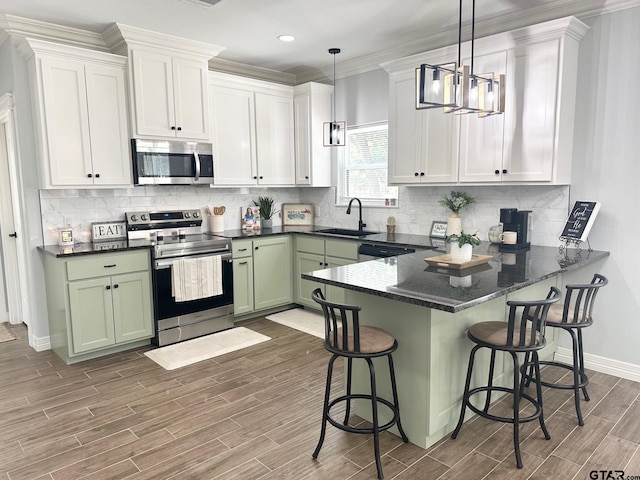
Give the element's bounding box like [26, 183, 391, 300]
[207, 57, 296, 85]
[0, 14, 108, 51]
[104, 23, 225, 59]
[297, 0, 640, 83]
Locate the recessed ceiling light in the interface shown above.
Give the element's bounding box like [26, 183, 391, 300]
[278, 35, 296, 42]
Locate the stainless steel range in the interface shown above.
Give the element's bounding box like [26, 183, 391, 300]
[126, 209, 234, 346]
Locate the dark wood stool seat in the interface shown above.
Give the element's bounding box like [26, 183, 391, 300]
[523, 274, 608, 426]
[451, 287, 561, 469]
[311, 289, 408, 480]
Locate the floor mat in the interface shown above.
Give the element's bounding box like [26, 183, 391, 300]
[265, 308, 325, 339]
[144, 327, 271, 370]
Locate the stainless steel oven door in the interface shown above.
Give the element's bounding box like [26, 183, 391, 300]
[152, 252, 234, 345]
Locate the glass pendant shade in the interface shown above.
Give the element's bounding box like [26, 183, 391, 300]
[324, 48, 346, 147]
[323, 121, 346, 146]
[415, 0, 505, 118]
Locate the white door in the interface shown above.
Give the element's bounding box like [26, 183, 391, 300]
[0, 94, 24, 325]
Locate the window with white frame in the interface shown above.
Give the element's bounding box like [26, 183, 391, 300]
[337, 122, 398, 206]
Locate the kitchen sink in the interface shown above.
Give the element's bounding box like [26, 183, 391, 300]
[313, 228, 379, 237]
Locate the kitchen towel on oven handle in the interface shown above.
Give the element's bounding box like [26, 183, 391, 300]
[171, 255, 223, 302]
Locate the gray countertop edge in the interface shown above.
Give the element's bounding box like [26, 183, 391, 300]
[301, 249, 610, 313]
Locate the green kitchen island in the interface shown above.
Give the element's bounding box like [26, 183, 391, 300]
[301, 244, 609, 448]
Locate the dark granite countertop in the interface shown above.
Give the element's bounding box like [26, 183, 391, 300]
[301, 243, 610, 313]
[38, 240, 153, 258]
[213, 225, 443, 250]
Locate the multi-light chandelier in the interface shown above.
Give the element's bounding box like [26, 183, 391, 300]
[416, 0, 505, 117]
[323, 48, 346, 146]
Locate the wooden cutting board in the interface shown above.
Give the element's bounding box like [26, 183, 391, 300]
[424, 253, 493, 270]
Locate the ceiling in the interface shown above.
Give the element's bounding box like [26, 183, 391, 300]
[0, 0, 632, 83]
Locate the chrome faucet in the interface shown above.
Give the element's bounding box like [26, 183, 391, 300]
[346, 197, 367, 232]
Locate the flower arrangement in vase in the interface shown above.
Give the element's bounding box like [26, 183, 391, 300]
[439, 190, 476, 236]
[446, 231, 481, 263]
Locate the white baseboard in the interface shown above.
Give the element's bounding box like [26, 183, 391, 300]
[30, 334, 51, 352]
[555, 347, 640, 383]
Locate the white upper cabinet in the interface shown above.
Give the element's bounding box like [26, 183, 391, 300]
[388, 67, 458, 184]
[208, 72, 295, 186]
[130, 48, 210, 140]
[26, 39, 131, 188]
[383, 16, 588, 186]
[293, 82, 332, 186]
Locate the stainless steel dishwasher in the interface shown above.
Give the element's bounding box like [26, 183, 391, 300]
[357, 243, 419, 262]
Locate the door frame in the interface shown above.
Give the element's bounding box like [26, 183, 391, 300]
[0, 93, 28, 326]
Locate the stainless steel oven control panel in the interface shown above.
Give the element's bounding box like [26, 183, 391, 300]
[126, 209, 201, 227]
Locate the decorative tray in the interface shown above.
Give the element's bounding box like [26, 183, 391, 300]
[424, 253, 493, 270]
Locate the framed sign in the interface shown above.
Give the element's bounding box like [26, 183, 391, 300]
[282, 203, 314, 226]
[91, 221, 127, 242]
[430, 221, 448, 238]
[560, 201, 601, 243]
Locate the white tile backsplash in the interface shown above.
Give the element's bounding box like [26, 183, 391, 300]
[40, 184, 570, 247]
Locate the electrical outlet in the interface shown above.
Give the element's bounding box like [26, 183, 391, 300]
[410, 215, 417, 224]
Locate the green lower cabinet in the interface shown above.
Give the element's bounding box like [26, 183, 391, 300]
[296, 252, 326, 309]
[68, 277, 115, 353]
[294, 236, 358, 309]
[253, 236, 292, 310]
[68, 270, 153, 354]
[44, 249, 154, 364]
[233, 255, 254, 315]
[232, 235, 292, 315]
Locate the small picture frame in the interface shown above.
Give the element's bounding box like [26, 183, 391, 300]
[430, 221, 448, 238]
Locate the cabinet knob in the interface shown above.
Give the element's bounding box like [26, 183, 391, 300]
[414, 172, 419, 176]
[494, 170, 500, 175]
[87, 173, 92, 178]
[171, 126, 176, 130]
[253, 176, 257, 179]
[255, 246, 259, 250]
[113, 284, 119, 289]
[95, 173, 100, 178]
[259, 176, 263, 180]
[8, 232, 17, 238]
[502, 169, 507, 174]
[319, 262, 324, 266]
[420, 172, 425, 176]
[324, 262, 329, 266]
[305, 176, 309, 179]
[177, 127, 182, 131]
[106, 285, 111, 290]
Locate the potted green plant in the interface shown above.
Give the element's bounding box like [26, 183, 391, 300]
[439, 191, 476, 236]
[447, 231, 481, 263]
[253, 196, 279, 229]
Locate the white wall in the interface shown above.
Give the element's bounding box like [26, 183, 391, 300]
[567, 7, 640, 367]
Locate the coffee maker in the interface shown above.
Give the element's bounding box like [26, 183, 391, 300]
[499, 208, 531, 250]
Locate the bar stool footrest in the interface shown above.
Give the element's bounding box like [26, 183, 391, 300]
[466, 386, 543, 424]
[524, 360, 589, 390]
[327, 394, 401, 434]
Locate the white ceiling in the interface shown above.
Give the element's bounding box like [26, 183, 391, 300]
[0, 0, 633, 83]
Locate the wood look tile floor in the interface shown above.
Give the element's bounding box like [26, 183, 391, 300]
[1, 318, 639, 480]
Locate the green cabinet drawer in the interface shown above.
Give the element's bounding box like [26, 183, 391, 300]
[325, 239, 358, 260]
[232, 239, 253, 258]
[296, 235, 325, 255]
[66, 250, 150, 281]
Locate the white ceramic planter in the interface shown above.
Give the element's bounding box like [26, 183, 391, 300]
[450, 243, 473, 263]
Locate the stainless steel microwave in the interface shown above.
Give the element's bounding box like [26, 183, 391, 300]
[132, 139, 214, 185]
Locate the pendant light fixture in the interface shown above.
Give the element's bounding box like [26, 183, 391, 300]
[323, 48, 346, 146]
[415, 0, 505, 117]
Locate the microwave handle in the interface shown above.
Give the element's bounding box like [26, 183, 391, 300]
[193, 151, 201, 181]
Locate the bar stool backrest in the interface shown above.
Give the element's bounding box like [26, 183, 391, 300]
[311, 288, 363, 354]
[560, 274, 608, 326]
[505, 287, 561, 349]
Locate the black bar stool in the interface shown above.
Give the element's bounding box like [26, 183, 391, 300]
[451, 287, 561, 469]
[523, 274, 608, 426]
[311, 288, 408, 480]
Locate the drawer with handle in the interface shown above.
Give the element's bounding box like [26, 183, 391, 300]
[66, 250, 150, 281]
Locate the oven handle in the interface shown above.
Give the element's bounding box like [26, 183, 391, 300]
[155, 252, 232, 270]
